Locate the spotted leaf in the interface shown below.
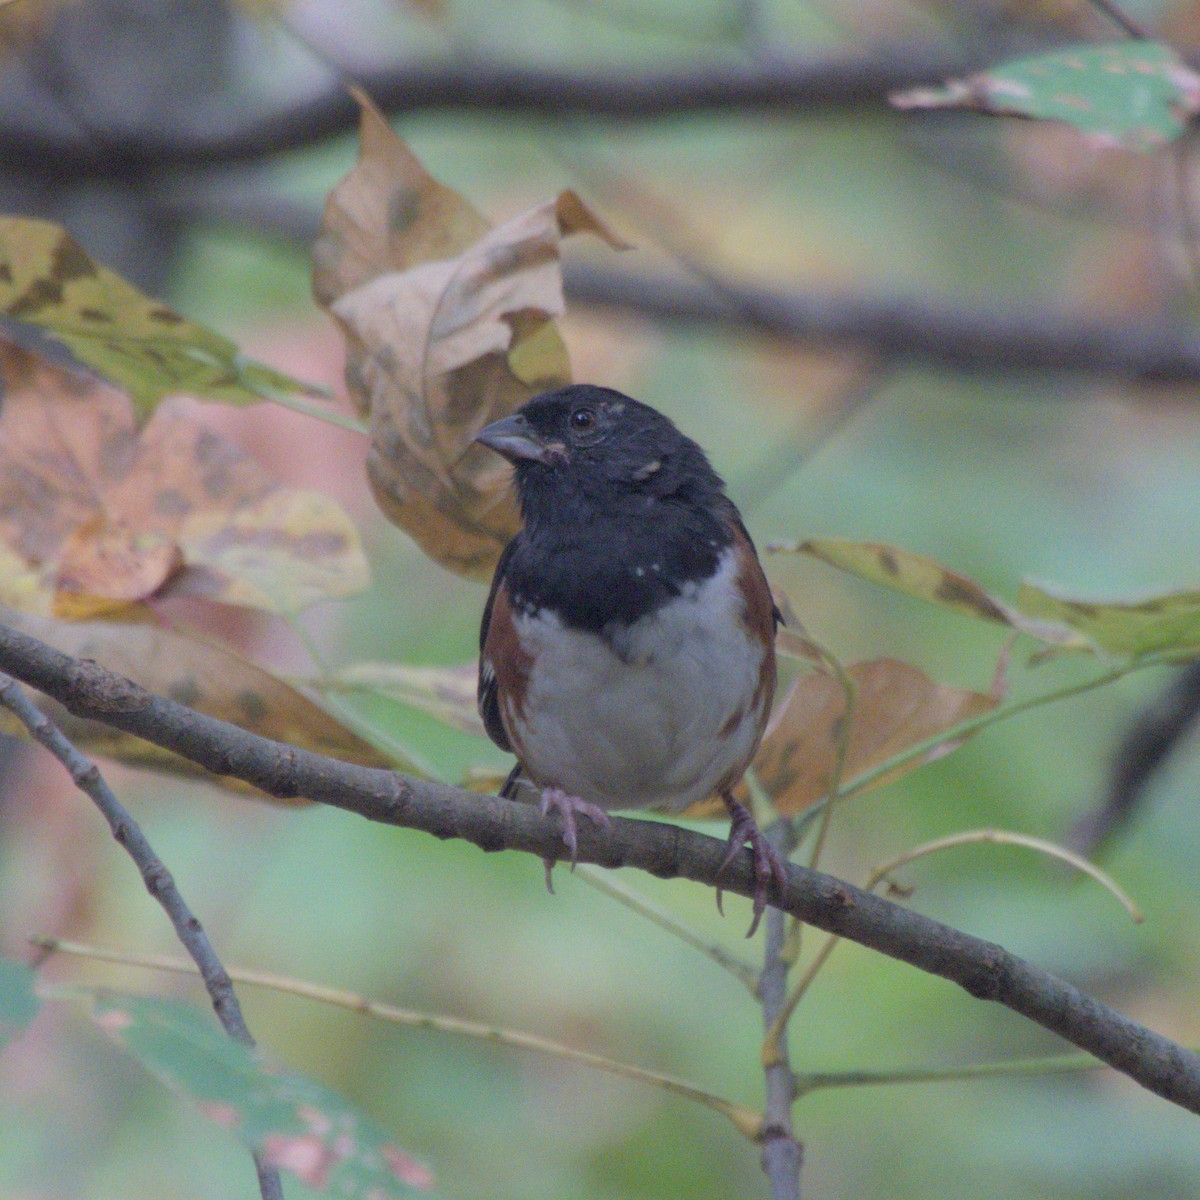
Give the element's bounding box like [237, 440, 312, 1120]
[0, 344, 367, 618]
[1017, 580, 1200, 658]
[779, 539, 1081, 647]
[88, 990, 436, 1197]
[0, 217, 321, 419]
[891, 41, 1200, 152]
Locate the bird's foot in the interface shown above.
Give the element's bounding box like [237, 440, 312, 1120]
[540, 787, 610, 893]
[717, 792, 789, 937]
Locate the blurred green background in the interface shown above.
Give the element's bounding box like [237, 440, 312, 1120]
[4, 0, 1200, 1197]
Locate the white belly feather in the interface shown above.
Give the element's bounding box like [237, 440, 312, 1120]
[504, 549, 767, 812]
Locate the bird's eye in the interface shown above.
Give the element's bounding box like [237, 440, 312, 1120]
[569, 407, 596, 432]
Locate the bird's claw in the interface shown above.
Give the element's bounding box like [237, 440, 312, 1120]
[540, 787, 610, 892]
[717, 794, 789, 937]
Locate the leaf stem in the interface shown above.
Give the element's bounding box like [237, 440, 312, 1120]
[796, 1050, 1119, 1095]
[805, 652, 856, 872]
[32, 936, 763, 1141]
[868, 828, 1142, 922]
[770, 825, 1142, 1041]
[269, 393, 368, 433]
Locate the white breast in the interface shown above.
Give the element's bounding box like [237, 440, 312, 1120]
[504, 548, 768, 812]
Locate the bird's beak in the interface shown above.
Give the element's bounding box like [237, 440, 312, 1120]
[474, 414, 562, 465]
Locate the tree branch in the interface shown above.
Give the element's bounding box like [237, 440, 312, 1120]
[0, 45, 972, 179]
[2, 619, 1200, 1116]
[0, 671, 283, 1200]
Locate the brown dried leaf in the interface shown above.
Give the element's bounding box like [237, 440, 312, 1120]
[312, 89, 490, 305]
[54, 521, 183, 620]
[0, 608, 398, 793]
[314, 91, 627, 580]
[730, 658, 997, 816]
[0, 345, 368, 617]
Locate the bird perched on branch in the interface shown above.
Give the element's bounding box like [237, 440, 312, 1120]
[475, 384, 785, 933]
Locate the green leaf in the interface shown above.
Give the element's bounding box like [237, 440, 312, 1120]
[88, 991, 435, 1196]
[891, 41, 1200, 151]
[0, 217, 323, 420]
[0, 957, 41, 1050]
[779, 539, 1082, 647]
[1016, 581, 1200, 658]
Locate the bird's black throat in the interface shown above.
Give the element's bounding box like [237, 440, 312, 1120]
[502, 487, 734, 634]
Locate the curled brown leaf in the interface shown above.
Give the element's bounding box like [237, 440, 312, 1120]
[314, 91, 626, 580]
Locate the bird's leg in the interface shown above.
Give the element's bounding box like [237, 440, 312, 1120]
[539, 787, 610, 892]
[717, 790, 790, 937]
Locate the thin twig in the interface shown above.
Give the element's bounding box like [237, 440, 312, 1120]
[31, 936, 763, 1140]
[758, 820, 803, 1200]
[772, 824, 1143, 1038]
[574, 865, 760, 992]
[0, 673, 283, 1200]
[804, 655, 856, 874]
[797, 1050, 1128, 1094]
[734, 360, 893, 515]
[870, 828, 1142, 922]
[3, 622, 1200, 1115]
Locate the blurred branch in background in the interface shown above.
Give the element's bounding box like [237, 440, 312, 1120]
[1070, 661, 1200, 856]
[0, 0, 236, 289]
[0, 43, 982, 179]
[148, 187, 1200, 384]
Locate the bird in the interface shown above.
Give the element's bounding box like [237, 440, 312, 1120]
[474, 383, 787, 934]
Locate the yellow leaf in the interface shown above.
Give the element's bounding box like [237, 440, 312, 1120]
[1017, 580, 1200, 657]
[0, 218, 319, 420]
[781, 539, 1082, 647]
